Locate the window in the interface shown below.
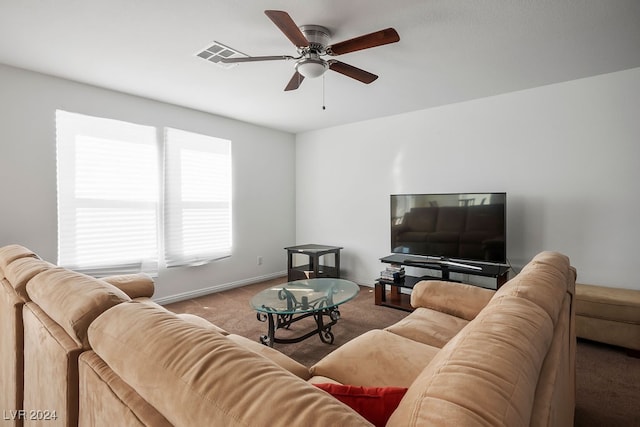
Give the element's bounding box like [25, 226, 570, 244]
[164, 128, 232, 267]
[56, 110, 232, 276]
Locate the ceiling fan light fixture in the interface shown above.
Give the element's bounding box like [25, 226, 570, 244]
[295, 58, 328, 78]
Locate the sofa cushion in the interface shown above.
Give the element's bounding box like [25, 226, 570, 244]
[493, 251, 574, 326]
[101, 273, 155, 299]
[79, 351, 173, 427]
[314, 383, 407, 427]
[308, 375, 342, 385]
[88, 301, 372, 426]
[385, 306, 469, 347]
[310, 330, 440, 388]
[4, 257, 55, 299]
[226, 334, 311, 380]
[0, 244, 38, 271]
[175, 312, 229, 334]
[26, 268, 131, 348]
[410, 280, 495, 320]
[387, 295, 554, 427]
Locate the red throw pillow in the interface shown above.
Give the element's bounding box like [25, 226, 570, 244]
[313, 383, 407, 427]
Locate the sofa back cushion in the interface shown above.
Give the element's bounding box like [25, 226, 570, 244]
[4, 257, 56, 300]
[410, 279, 495, 321]
[101, 273, 155, 299]
[384, 306, 470, 348]
[88, 301, 373, 427]
[493, 251, 574, 326]
[26, 267, 130, 348]
[388, 295, 554, 427]
[0, 244, 38, 272]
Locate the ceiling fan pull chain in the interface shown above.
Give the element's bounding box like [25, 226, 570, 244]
[322, 74, 326, 110]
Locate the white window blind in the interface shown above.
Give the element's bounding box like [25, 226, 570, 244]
[56, 110, 159, 276]
[164, 128, 232, 267]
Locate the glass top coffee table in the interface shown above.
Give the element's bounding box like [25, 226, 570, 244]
[250, 278, 360, 347]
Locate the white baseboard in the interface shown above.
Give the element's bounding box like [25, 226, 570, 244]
[153, 270, 287, 305]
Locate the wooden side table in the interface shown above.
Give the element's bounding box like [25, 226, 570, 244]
[285, 244, 343, 281]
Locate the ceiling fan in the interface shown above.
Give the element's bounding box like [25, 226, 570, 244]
[221, 10, 400, 91]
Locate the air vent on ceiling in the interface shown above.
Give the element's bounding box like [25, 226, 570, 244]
[196, 41, 248, 69]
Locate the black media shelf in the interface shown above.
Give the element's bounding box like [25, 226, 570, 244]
[374, 254, 510, 311]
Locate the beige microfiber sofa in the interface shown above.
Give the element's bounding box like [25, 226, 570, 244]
[0, 245, 49, 427]
[0, 245, 169, 427]
[312, 251, 577, 426]
[1, 246, 575, 426]
[0, 245, 315, 426]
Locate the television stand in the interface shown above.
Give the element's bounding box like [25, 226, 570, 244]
[375, 254, 510, 311]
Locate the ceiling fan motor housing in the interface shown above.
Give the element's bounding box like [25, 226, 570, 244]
[295, 25, 331, 78]
[299, 25, 331, 53]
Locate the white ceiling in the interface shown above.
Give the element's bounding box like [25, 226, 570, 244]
[1, 0, 639, 134]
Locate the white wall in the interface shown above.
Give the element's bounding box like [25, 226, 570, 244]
[2, 63, 638, 296]
[0, 64, 296, 301]
[295, 67, 640, 290]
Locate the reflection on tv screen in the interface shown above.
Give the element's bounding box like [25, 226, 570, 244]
[391, 193, 506, 264]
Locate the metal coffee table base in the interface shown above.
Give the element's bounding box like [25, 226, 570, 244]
[250, 278, 359, 348]
[257, 307, 341, 347]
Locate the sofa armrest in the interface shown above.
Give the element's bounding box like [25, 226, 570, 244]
[101, 273, 155, 299]
[410, 280, 495, 321]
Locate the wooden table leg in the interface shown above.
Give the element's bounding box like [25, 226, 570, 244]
[374, 282, 384, 305]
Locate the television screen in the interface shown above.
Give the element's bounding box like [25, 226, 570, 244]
[390, 193, 506, 264]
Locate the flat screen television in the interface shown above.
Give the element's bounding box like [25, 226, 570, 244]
[390, 193, 506, 265]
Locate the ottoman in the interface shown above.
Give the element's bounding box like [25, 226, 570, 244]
[575, 283, 640, 356]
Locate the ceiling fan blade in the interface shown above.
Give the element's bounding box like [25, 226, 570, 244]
[328, 28, 400, 56]
[329, 61, 378, 84]
[220, 55, 294, 64]
[284, 71, 305, 91]
[265, 10, 309, 48]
